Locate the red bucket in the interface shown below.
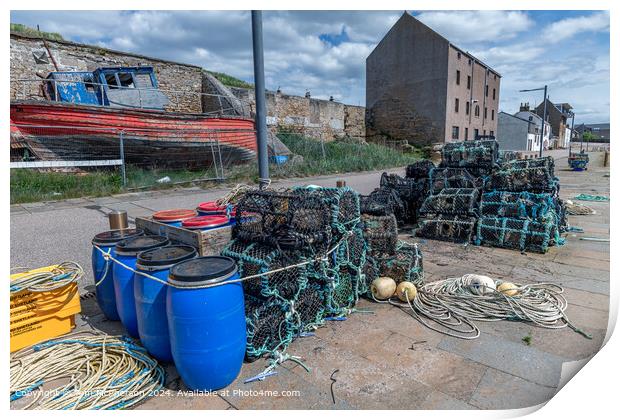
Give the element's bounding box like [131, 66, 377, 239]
[196, 201, 228, 216]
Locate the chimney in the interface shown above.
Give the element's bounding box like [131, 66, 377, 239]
[305, 90, 311, 98]
[329, 96, 334, 101]
[519, 102, 530, 112]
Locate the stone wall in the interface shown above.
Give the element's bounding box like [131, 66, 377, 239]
[10, 33, 203, 113]
[229, 87, 365, 141]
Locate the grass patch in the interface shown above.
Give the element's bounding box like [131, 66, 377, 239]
[11, 23, 64, 41]
[11, 134, 422, 204]
[208, 71, 254, 89]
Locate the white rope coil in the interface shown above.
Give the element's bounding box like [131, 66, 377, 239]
[381, 275, 591, 340]
[10, 331, 164, 410]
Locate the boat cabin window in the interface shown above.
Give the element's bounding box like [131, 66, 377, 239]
[105, 73, 119, 89]
[83, 75, 97, 93]
[134, 73, 153, 88]
[118, 73, 135, 88]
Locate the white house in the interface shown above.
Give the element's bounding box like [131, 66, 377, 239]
[497, 111, 551, 152]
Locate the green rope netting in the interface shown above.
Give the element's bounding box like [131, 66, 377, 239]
[475, 216, 564, 253]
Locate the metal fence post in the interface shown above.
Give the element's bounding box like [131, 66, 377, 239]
[119, 130, 127, 187]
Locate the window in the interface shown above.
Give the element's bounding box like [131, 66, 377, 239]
[490, 130, 494, 137]
[105, 73, 119, 89]
[468, 59, 472, 65]
[452, 126, 459, 140]
[456, 70, 461, 85]
[475, 105, 480, 117]
[491, 110, 495, 121]
[455, 98, 459, 113]
[466, 101, 470, 115]
[484, 107, 488, 119]
[492, 88, 496, 100]
[483, 129, 487, 136]
[118, 73, 135, 88]
[485, 85, 489, 97]
[464, 127, 469, 141]
[467, 75, 471, 89]
[457, 52, 461, 59]
[474, 128, 479, 139]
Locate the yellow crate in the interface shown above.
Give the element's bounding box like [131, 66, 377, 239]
[10, 266, 82, 352]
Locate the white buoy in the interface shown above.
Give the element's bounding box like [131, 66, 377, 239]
[464, 274, 496, 295]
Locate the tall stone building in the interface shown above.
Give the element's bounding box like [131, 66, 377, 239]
[366, 12, 501, 145]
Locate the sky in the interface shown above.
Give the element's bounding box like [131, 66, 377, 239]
[10, 10, 610, 124]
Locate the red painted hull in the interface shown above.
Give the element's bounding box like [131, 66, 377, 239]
[10, 101, 257, 167]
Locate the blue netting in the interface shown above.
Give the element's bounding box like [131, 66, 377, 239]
[480, 191, 557, 220]
[440, 139, 499, 169]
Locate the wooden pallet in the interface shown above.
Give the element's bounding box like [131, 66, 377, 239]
[134, 217, 232, 256]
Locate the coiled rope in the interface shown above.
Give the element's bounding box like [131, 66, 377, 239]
[380, 275, 592, 340]
[10, 262, 84, 293]
[10, 332, 164, 410]
[564, 200, 596, 215]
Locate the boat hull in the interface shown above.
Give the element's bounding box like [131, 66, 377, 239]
[10, 101, 257, 169]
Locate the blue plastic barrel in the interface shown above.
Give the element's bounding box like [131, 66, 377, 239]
[113, 235, 170, 338]
[92, 229, 143, 320]
[167, 256, 246, 391]
[134, 245, 197, 362]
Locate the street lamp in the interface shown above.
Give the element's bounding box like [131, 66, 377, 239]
[520, 85, 547, 158]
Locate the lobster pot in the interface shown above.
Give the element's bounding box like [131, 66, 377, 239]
[380, 172, 424, 202]
[234, 190, 333, 252]
[501, 156, 555, 175]
[326, 266, 358, 314]
[244, 295, 295, 361]
[167, 257, 246, 391]
[415, 216, 477, 243]
[406, 159, 435, 180]
[337, 226, 367, 274]
[91, 229, 143, 321]
[440, 139, 499, 169]
[293, 281, 327, 333]
[362, 214, 398, 255]
[429, 167, 483, 194]
[499, 150, 519, 163]
[221, 240, 309, 301]
[485, 167, 559, 193]
[568, 153, 589, 171]
[377, 242, 424, 286]
[294, 186, 361, 235]
[361, 255, 380, 296]
[480, 191, 556, 220]
[113, 235, 170, 338]
[134, 245, 197, 362]
[360, 187, 405, 219]
[419, 188, 480, 217]
[475, 217, 563, 253]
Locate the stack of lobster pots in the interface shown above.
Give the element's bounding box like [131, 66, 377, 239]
[409, 140, 567, 253]
[221, 186, 367, 361]
[414, 140, 498, 244]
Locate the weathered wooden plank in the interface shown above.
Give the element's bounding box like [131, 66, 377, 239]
[135, 216, 231, 256]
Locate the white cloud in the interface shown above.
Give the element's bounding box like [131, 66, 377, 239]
[543, 11, 610, 43]
[417, 11, 534, 44]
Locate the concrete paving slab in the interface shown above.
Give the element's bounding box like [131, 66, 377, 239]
[438, 333, 566, 387]
[469, 368, 556, 409]
[420, 390, 475, 410]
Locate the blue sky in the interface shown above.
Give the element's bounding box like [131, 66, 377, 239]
[10, 10, 610, 124]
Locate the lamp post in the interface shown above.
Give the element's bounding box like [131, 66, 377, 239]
[569, 111, 575, 155]
[251, 10, 269, 188]
[520, 85, 547, 157]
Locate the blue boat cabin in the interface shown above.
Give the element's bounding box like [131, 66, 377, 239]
[46, 66, 169, 110]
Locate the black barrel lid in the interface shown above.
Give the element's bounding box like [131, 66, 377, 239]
[137, 245, 197, 268]
[169, 256, 237, 284]
[115, 235, 169, 255]
[92, 228, 143, 246]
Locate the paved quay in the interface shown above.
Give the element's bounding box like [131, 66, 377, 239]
[10, 149, 610, 409]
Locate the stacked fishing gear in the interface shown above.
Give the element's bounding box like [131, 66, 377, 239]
[414, 140, 496, 243]
[10, 262, 84, 293]
[381, 274, 591, 340]
[10, 332, 164, 410]
[359, 201, 424, 292]
[222, 186, 367, 361]
[476, 156, 568, 252]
